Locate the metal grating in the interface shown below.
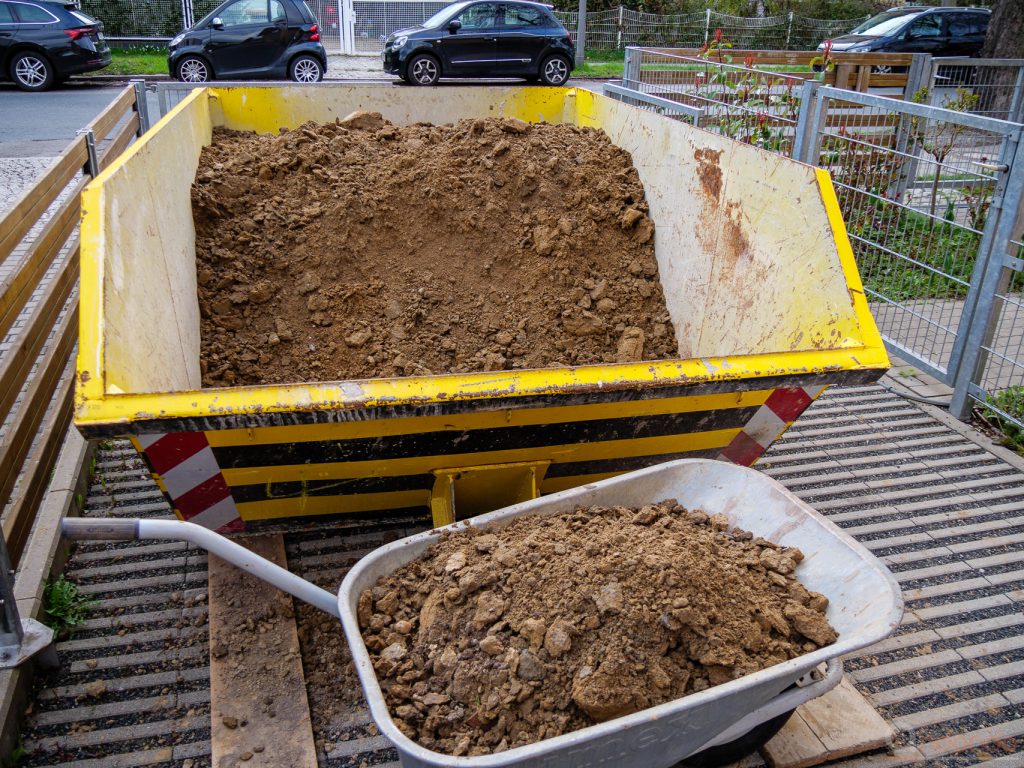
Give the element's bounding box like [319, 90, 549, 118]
[17, 382, 1024, 766]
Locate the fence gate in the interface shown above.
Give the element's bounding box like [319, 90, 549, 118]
[795, 86, 1024, 418]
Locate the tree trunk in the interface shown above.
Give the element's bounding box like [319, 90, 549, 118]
[976, 0, 1024, 120]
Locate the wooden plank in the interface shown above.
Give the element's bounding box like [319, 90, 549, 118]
[762, 676, 896, 768]
[0, 300, 78, 518]
[85, 85, 136, 144]
[207, 535, 319, 768]
[0, 179, 84, 341]
[854, 65, 872, 93]
[99, 113, 140, 168]
[0, 137, 87, 267]
[1, 369, 75, 565]
[0, 245, 78, 425]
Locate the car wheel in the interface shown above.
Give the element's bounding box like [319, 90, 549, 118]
[289, 54, 324, 83]
[176, 56, 211, 83]
[871, 64, 892, 75]
[10, 51, 54, 92]
[539, 54, 570, 86]
[407, 54, 440, 86]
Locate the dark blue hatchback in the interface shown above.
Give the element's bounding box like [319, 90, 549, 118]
[168, 0, 326, 83]
[383, 1, 574, 86]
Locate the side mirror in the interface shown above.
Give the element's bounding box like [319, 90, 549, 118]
[448, 19, 461, 32]
[211, 16, 224, 29]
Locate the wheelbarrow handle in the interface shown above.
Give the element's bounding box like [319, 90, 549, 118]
[62, 518, 340, 618]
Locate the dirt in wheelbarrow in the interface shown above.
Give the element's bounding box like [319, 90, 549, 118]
[191, 113, 679, 386]
[358, 500, 838, 756]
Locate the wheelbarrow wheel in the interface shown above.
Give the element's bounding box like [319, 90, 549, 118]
[675, 708, 795, 768]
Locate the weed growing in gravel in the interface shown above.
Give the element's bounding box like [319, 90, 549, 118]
[980, 386, 1024, 455]
[43, 576, 94, 635]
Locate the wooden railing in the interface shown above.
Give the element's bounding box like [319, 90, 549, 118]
[0, 83, 147, 567]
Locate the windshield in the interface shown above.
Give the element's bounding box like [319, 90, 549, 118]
[423, 1, 469, 28]
[849, 9, 919, 37]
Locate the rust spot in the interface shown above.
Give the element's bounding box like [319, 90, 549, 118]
[722, 202, 751, 267]
[694, 148, 723, 201]
[79, 370, 91, 384]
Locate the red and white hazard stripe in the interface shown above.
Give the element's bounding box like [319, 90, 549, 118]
[136, 432, 243, 532]
[720, 385, 827, 466]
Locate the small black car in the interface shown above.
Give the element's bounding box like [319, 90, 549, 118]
[168, 0, 326, 83]
[820, 6, 989, 58]
[0, 0, 110, 91]
[383, 0, 574, 86]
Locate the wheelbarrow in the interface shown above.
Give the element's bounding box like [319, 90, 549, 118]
[63, 459, 903, 768]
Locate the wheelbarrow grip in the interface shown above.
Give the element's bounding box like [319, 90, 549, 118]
[62, 518, 139, 540]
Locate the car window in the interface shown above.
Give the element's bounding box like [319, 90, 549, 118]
[968, 12, 989, 35]
[456, 3, 497, 30]
[947, 13, 974, 37]
[0, 2, 15, 23]
[270, 0, 285, 22]
[501, 4, 545, 28]
[13, 2, 58, 22]
[849, 10, 918, 37]
[219, 0, 269, 26]
[904, 14, 943, 38]
[299, 0, 317, 23]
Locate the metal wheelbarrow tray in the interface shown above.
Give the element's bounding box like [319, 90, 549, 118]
[74, 84, 889, 533]
[337, 459, 904, 768]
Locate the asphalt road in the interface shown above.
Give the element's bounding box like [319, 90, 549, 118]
[0, 79, 132, 157]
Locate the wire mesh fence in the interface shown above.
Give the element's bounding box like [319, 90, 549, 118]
[928, 58, 1024, 123]
[86, 0, 869, 55]
[624, 50, 805, 155]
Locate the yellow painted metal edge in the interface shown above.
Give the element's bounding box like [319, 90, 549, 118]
[74, 344, 889, 429]
[76, 88, 212, 411]
[220, 428, 742, 485]
[814, 167, 890, 367]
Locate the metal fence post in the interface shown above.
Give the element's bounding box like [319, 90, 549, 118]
[341, 0, 354, 55]
[131, 79, 150, 135]
[704, 8, 710, 44]
[78, 129, 99, 177]
[791, 79, 820, 163]
[623, 46, 640, 88]
[949, 130, 1024, 419]
[575, 0, 586, 67]
[1009, 67, 1024, 125]
[0, 535, 55, 671]
[615, 5, 623, 50]
[785, 11, 793, 51]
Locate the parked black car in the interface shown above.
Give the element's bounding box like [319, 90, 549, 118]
[168, 0, 326, 83]
[383, 0, 574, 86]
[820, 6, 989, 58]
[0, 0, 110, 91]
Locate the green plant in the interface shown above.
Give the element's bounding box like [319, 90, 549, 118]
[910, 87, 981, 227]
[43, 576, 95, 634]
[981, 386, 1024, 455]
[2, 740, 26, 768]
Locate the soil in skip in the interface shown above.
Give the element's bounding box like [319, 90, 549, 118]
[358, 500, 838, 757]
[191, 113, 679, 386]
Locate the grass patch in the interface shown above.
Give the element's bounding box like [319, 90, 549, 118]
[575, 59, 624, 78]
[43, 576, 94, 635]
[94, 47, 167, 76]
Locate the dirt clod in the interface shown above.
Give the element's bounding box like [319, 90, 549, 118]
[192, 117, 678, 386]
[360, 500, 837, 756]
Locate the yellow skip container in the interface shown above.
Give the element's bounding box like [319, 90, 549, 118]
[75, 85, 888, 532]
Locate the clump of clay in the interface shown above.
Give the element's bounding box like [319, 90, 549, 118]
[359, 499, 836, 756]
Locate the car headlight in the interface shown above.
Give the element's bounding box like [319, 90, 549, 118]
[846, 42, 873, 51]
[392, 35, 407, 48]
[170, 32, 186, 46]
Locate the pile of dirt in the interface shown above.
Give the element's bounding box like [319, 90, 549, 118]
[191, 113, 679, 387]
[358, 500, 838, 756]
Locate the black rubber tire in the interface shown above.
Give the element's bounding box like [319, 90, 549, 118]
[676, 709, 795, 768]
[10, 50, 55, 92]
[176, 55, 212, 83]
[538, 54, 570, 86]
[289, 54, 324, 82]
[406, 53, 440, 85]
